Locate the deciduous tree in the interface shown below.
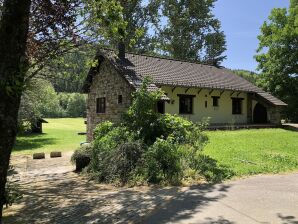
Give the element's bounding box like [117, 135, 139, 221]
[149, 0, 226, 65]
[255, 0, 298, 121]
[0, 0, 81, 220]
[0, 1, 31, 221]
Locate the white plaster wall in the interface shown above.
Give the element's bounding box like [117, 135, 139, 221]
[161, 86, 248, 124]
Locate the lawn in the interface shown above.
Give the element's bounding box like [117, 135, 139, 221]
[13, 118, 86, 154]
[204, 129, 298, 177]
[14, 118, 298, 177]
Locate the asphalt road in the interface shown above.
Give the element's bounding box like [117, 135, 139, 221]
[144, 173, 298, 224]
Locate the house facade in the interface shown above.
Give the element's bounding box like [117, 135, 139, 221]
[83, 50, 287, 141]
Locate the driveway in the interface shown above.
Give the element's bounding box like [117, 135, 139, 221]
[4, 153, 298, 224]
[144, 173, 298, 224]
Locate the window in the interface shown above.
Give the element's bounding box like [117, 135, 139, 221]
[232, 98, 243, 114]
[178, 94, 194, 114]
[96, 97, 106, 113]
[118, 95, 123, 104]
[157, 101, 165, 114]
[212, 96, 220, 107]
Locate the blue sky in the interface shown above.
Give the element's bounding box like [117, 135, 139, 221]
[213, 0, 290, 72]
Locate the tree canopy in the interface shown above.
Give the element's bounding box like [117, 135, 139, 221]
[255, 0, 298, 121]
[148, 0, 226, 65]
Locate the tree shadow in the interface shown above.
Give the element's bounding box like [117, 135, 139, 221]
[3, 171, 231, 224]
[197, 154, 235, 183]
[277, 213, 298, 224]
[13, 133, 57, 152]
[143, 183, 231, 223]
[203, 216, 235, 224]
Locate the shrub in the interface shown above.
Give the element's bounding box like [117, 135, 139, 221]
[71, 144, 92, 172]
[93, 121, 114, 139]
[111, 141, 144, 185]
[122, 77, 164, 144]
[157, 114, 193, 143]
[89, 126, 139, 183]
[145, 137, 182, 184]
[85, 79, 219, 186]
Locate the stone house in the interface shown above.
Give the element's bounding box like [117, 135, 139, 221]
[83, 49, 287, 141]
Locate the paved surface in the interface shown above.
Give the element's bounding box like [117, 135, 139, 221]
[283, 123, 298, 131]
[4, 153, 298, 224]
[144, 173, 298, 224]
[3, 152, 182, 224]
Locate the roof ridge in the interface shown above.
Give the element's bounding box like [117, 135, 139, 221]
[96, 47, 224, 69]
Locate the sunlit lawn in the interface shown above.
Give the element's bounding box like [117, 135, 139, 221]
[204, 128, 298, 177]
[13, 118, 86, 155]
[13, 118, 298, 177]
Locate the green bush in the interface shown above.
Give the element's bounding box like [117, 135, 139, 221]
[71, 144, 92, 171]
[93, 121, 114, 139]
[122, 77, 163, 144]
[89, 126, 142, 183]
[84, 78, 224, 186]
[145, 137, 182, 184]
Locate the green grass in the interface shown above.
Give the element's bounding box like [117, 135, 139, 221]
[13, 118, 86, 155]
[204, 129, 298, 177]
[14, 118, 298, 177]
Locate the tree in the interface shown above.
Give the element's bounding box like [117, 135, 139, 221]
[0, 0, 31, 221]
[255, 0, 298, 121]
[83, 0, 155, 53]
[149, 0, 226, 65]
[46, 45, 94, 93]
[0, 0, 82, 220]
[233, 69, 259, 85]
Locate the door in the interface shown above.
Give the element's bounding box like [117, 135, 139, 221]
[253, 103, 268, 123]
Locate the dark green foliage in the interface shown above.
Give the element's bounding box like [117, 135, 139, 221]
[122, 77, 164, 144]
[255, 0, 298, 121]
[71, 144, 92, 172]
[60, 93, 87, 118]
[19, 80, 87, 133]
[93, 121, 114, 139]
[89, 126, 139, 184]
[47, 45, 94, 93]
[112, 141, 144, 184]
[75, 79, 229, 186]
[149, 0, 226, 66]
[145, 137, 182, 184]
[233, 69, 260, 85]
[83, 0, 155, 53]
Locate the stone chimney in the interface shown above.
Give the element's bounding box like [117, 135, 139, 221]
[118, 42, 125, 59]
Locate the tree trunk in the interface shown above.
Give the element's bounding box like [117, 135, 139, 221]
[0, 0, 31, 222]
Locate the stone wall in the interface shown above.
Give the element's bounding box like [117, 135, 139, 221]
[267, 107, 282, 124]
[252, 94, 282, 125]
[86, 60, 134, 141]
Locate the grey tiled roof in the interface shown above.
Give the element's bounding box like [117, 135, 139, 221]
[83, 50, 287, 106]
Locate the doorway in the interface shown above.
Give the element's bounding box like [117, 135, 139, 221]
[157, 101, 165, 114]
[253, 103, 268, 123]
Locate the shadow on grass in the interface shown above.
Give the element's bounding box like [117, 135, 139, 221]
[13, 133, 57, 152]
[197, 154, 235, 183]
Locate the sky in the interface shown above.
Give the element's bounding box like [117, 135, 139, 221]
[213, 0, 290, 72]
